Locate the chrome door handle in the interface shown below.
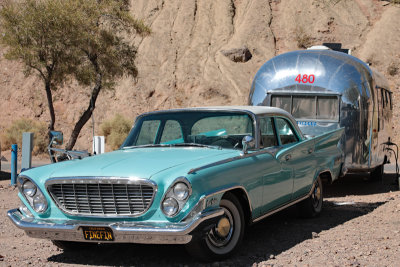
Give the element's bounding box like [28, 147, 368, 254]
[285, 154, 291, 161]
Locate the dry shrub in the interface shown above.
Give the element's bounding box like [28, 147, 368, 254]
[100, 114, 132, 150]
[0, 118, 47, 155]
[296, 27, 313, 49]
[387, 63, 398, 76]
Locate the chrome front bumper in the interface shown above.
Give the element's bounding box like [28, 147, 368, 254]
[7, 208, 223, 244]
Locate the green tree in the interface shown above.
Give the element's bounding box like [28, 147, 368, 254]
[0, 0, 150, 150]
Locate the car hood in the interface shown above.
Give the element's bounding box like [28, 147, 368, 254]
[39, 147, 238, 179]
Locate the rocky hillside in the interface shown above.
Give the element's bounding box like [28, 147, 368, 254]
[0, 0, 399, 151]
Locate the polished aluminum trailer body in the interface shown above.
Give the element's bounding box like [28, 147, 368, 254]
[249, 49, 392, 176]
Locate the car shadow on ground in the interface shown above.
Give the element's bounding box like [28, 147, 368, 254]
[47, 174, 395, 266]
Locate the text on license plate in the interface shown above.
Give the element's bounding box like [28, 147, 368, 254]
[82, 226, 114, 241]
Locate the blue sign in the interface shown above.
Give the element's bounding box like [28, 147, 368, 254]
[297, 121, 317, 127]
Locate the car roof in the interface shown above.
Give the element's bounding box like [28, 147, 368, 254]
[143, 105, 291, 117]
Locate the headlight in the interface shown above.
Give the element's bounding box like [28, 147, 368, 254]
[18, 176, 48, 214]
[173, 182, 189, 200]
[33, 194, 47, 213]
[22, 181, 37, 197]
[162, 197, 179, 216]
[161, 177, 192, 217]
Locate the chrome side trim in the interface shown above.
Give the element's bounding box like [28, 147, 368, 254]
[7, 207, 224, 245]
[188, 149, 275, 174]
[252, 178, 318, 223]
[182, 185, 254, 224]
[45, 177, 158, 218]
[204, 185, 253, 212]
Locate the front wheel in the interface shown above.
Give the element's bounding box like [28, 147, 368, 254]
[298, 176, 323, 218]
[185, 193, 245, 261]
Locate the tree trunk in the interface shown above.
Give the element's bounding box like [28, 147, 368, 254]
[44, 79, 57, 162]
[45, 81, 56, 133]
[64, 72, 103, 151]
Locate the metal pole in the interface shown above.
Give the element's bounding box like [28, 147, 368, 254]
[11, 144, 17, 185]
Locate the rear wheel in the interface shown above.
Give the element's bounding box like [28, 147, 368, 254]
[185, 193, 245, 261]
[298, 176, 323, 218]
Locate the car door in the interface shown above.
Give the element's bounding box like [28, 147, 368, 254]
[275, 117, 316, 200]
[258, 116, 293, 214]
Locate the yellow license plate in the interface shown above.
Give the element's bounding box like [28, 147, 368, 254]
[82, 226, 114, 241]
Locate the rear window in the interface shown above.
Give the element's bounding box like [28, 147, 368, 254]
[271, 95, 339, 121]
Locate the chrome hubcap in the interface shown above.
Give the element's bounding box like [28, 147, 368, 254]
[216, 217, 231, 238]
[312, 182, 321, 208]
[208, 208, 234, 247]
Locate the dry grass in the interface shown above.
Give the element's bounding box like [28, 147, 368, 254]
[100, 114, 132, 150]
[0, 118, 47, 155]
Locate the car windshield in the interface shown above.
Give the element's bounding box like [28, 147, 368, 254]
[121, 111, 254, 150]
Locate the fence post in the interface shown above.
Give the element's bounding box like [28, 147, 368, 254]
[11, 144, 17, 185]
[21, 132, 34, 171]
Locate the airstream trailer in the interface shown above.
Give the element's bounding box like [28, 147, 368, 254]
[249, 48, 393, 180]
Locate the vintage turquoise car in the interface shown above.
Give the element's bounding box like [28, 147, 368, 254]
[8, 106, 344, 260]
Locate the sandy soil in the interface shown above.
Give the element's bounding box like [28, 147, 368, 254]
[1, 171, 399, 267]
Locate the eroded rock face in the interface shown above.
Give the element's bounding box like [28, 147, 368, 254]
[1, 0, 400, 151]
[221, 46, 252, 63]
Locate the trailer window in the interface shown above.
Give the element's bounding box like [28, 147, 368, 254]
[271, 95, 339, 121]
[292, 96, 315, 119]
[317, 96, 339, 120]
[271, 95, 291, 113]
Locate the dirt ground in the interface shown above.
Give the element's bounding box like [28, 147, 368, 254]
[0, 169, 399, 267]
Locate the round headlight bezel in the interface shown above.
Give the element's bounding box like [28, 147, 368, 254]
[161, 177, 192, 218]
[17, 176, 48, 214]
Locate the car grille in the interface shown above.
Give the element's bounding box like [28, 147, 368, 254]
[46, 178, 156, 217]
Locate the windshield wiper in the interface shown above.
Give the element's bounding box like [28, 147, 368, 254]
[122, 144, 171, 149]
[122, 143, 221, 150]
[171, 143, 220, 149]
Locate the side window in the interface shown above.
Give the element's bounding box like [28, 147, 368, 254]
[136, 120, 160, 145]
[259, 117, 278, 148]
[160, 120, 183, 144]
[275, 118, 298, 145]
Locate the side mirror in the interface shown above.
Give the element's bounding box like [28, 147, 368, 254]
[50, 131, 63, 145]
[242, 135, 255, 155]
